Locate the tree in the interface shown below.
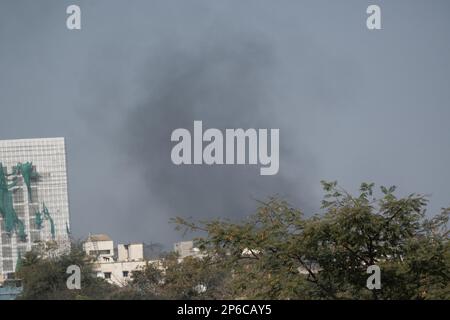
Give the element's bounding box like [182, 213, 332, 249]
[131, 252, 232, 299]
[16, 181, 448, 300]
[16, 242, 124, 300]
[173, 181, 450, 299]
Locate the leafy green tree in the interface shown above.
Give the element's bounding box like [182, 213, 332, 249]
[16, 242, 123, 300]
[16, 181, 449, 300]
[173, 182, 449, 299]
[131, 253, 232, 299]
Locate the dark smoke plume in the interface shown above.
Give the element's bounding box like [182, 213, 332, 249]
[118, 35, 316, 222]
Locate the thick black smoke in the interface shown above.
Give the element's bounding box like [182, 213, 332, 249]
[118, 36, 316, 222]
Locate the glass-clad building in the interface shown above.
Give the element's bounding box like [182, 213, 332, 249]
[0, 138, 71, 279]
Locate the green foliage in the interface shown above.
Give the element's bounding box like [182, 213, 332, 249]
[16, 242, 124, 300]
[131, 253, 231, 299]
[14, 181, 449, 300]
[172, 182, 449, 300]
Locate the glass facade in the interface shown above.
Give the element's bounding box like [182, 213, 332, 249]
[0, 138, 70, 277]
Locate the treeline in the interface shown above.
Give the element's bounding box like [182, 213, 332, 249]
[16, 181, 450, 300]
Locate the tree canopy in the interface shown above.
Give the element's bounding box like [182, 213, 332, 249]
[14, 181, 450, 300]
[167, 181, 449, 299]
[16, 242, 127, 300]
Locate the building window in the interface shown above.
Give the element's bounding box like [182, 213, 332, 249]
[30, 187, 39, 203]
[14, 205, 25, 218]
[30, 231, 41, 242]
[2, 246, 12, 258]
[3, 259, 13, 271]
[13, 189, 25, 203]
[5, 272, 15, 280]
[31, 166, 38, 180]
[29, 218, 38, 230]
[122, 271, 129, 277]
[89, 250, 111, 256]
[17, 245, 27, 256]
[29, 204, 40, 215]
[15, 177, 23, 186]
[1, 233, 11, 244]
[104, 272, 111, 279]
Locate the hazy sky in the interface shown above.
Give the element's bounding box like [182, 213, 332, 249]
[1, 1, 449, 247]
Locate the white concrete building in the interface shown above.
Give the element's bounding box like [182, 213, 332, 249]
[174, 240, 203, 262]
[84, 234, 150, 287]
[83, 234, 114, 263]
[118, 243, 144, 261]
[0, 138, 71, 279]
[83, 238, 208, 286]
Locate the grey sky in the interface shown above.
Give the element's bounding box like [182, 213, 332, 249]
[1, 1, 449, 247]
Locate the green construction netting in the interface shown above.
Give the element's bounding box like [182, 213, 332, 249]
[34, 203, 56, 240]
[35, 211, 43, 229]
[13, 162, 38, 202]
[15, 252, 22, 273]
[42, 203, 55, 240]
[17, 219, 26, 242]
[0, 163, 27, 241]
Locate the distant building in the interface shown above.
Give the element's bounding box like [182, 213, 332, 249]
[84, 234, 114, 263]
[118, 243, 144, 262]
[0, 138, 71, 280]
[83, 234, 158, 287]
[174, 241, 203, 261]
[83, 237, 208, 286]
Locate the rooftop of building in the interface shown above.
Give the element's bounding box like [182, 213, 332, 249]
[86, 234, 112, 242]
[0, 137, 65, 143]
